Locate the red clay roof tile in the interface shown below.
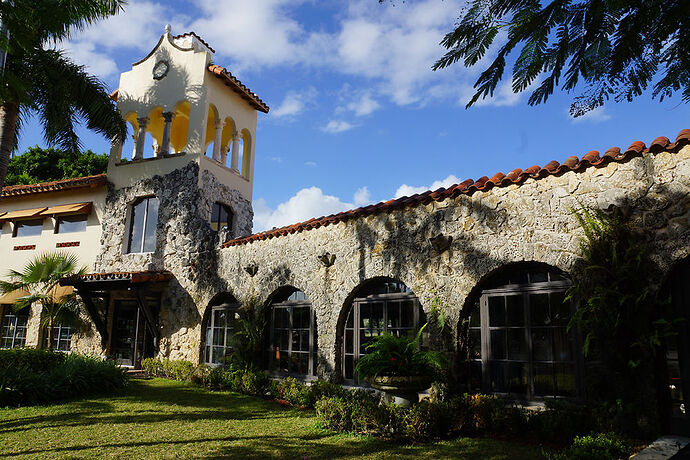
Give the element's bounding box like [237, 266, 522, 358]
[207, 64, 269, 113]
[222, 128, 690, 248]
[2, 174, 107, 198]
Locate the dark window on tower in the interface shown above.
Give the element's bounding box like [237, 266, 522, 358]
[13, 219, 43, 237]
[127, 197, 159, 253]
[56, 215, 87, 234]
[210, 202, 233, 234]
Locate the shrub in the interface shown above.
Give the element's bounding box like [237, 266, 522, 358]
[402, 399, 452, 443]
[0, 348, 66, 373]
[546, 432, 631, 460]
[239, 370, 269, 396]
[141, 358, 202, 382]
[0, 353, 127, 407]
[275, 377, 312, 407]
[316, 396, 353, 432]
[528, 400, 597, 444]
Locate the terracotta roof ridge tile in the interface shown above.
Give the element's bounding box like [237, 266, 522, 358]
[207, 64, 269, 113]
[221, 128, 690, 248]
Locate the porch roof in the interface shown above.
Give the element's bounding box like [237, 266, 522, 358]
[60, 270, 174, 288]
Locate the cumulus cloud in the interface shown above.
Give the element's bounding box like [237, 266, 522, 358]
[339, 90, 381, 117]
[271, 87, 317, 119]
[353, 186, 371, 206]
[321, 120, 356, 133]
[253, 186, 373, 232]
[394, 174, 462, 199]
[304, 161, 317, 167]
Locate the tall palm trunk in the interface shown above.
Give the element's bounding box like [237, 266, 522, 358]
[47, 314, 54, 351]
[0, 101, 18, 192]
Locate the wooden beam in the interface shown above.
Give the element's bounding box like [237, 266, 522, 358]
[134, 289, 159, 343]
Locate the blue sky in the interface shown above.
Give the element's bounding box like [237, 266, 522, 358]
[18, 0, 690, 232]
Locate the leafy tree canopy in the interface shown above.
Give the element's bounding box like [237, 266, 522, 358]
[382, 0, 690, 116]
[5, 146, 107, 186]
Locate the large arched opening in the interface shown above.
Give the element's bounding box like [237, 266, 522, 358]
[458, 262, 579, 401]
[339, 277, 425, 384]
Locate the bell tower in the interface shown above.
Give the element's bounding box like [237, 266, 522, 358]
[107, 25, 269, 204]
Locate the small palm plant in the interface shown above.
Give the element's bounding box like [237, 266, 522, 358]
[355, 323, 447, 382]
[0, 253, 86, 350]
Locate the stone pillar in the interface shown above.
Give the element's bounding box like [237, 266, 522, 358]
[159, 111, 175, 156]
[134, 117, 149, 160]
[230, 131, 241, 172]
[212, 119, 224, 161]
[130, 133, 138, 160]
[220, 145, 230, 167]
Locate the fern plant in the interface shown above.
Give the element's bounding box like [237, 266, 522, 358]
[354, 323, 447, 382]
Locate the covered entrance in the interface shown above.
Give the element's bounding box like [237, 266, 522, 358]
[61, 270, 173, 369]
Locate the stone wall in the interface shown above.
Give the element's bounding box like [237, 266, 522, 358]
[80, 145, 690, 379]
[216, 146, 690, 379]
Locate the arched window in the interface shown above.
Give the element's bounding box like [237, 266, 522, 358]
[341, 278, 424, 383]
[127, 196, 159, 253]
[203, 295, 240, 366]
[267, 288, 317, 377]
[463, 264, 577, 400]
[210, 202, 233, 234]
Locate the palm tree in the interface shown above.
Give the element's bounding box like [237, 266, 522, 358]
[0, 253, 86, 350]
[0, 0, 127, 191]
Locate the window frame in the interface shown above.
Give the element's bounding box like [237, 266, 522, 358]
[12, 219, 43, 238]
[43, 323, 73, 351]
[341, 291, 423, 384]
[55, 214, 88, 234]
[210, 202, 233, 234]
[267, 292, 317, 379]
[1, 306, 29, 349]
[204, 303, 239, 366]
[467, 270, 581, 401]
[127, 196, 159, 254]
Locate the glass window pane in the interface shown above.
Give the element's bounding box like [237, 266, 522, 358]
[507, 329, 528, 360]
[530, 293, 550, 326]
[551, 291, 570, 326]
[506, 295, 524, 326]
[388, 303, 400, 329]
[490, 329, 506, 360]
[16, 220, 43, 238]
[553, 327, 573, 361]
[468, 329, 482, 359]
[490, 361, 507, 392]
[555, 363, 577, 397]
[489, 296, 506, 327]
[345, 356, 354, 380]
[143, 197, 159, 252]
[129, 200, 146, 252]
[532, 328, 553, 361]
[345, 329, 353, 354]
[530, 271, 549, 283]
[210, 203, 220, 232]
[370, 303, 384, 329]
[346, 309, 353, 328]
[534, 363, 554, 396]
[400, 300, 414, 328]
[57, 215, 87, 233]
[508, 362, 528, 394]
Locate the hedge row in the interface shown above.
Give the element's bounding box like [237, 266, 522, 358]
[0, 349, 128, 407]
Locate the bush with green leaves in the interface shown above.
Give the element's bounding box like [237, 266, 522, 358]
[141, 357, 203, 382]
[545, 433, 631, 460]
[354, 323, 447, 382]
[0, 352, 127, 407]
[0, 348, 66, 373]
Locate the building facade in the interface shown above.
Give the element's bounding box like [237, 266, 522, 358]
[2, 29, 690, 426]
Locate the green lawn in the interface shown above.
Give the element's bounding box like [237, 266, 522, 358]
[0, 378, 547, 459]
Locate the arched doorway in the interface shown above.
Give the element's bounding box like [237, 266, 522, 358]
[201, 293, 240, 366]
[460, 263, 579, 401]
[265, 287, 317, 378]
[340, 277, 425, 384]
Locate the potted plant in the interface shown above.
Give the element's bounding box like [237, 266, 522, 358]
[354, 323, 447, 406]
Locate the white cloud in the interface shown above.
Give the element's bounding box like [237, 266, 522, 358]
[570, 106, 612, 124]
[305, 161, 317, 167]
[321, 120, 356, 133]
[64, 41, 118, 77]
[271, 87, 317, 119]
[394, 174, 461, 199]
[253, 187, 354, 232]
[253, 185, 375, 232]
[353, 186, 371, 206]
[344, 91, 381, 117]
